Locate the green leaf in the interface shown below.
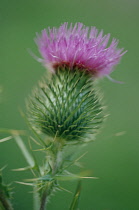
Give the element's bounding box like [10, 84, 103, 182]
[69, 180, 82, 210]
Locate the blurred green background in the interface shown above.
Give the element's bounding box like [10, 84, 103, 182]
[0, 0, 139, 209]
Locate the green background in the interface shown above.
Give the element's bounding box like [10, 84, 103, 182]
[0, 0, 139, 209]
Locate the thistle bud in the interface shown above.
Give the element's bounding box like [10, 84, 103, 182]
[27, 68, 103, 143]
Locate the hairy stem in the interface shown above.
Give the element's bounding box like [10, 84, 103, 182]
[39, 142, 63, 210]
[33, 186, 40, 210]
[39, 182, 54, 210]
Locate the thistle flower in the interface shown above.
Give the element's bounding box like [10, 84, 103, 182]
[27, 23, 126, 143]
[35, 22, 126, 77]
[0, 23, 126, 210]
[25, 23, 126, 210]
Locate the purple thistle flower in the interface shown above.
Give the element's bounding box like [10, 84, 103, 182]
[35, 22, 126, 77]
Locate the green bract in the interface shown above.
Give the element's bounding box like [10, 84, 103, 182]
[28, 68, 103, 142]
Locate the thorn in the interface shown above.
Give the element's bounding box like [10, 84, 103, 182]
[30, 136, 41, 146]
[27, 48, 44, 63]
[58, 185, 73, 194]
[0, 165, 8, 171]
[115, 131, 126, 136]
[15, 181, 34, 186]
[80, 176, 98, 179]
[106, 75, 125, 84]
[0, 136, 13, 143]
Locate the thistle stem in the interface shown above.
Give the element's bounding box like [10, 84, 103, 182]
[39, 182, 53, 210]
[39, 142, 63, 210]
[33, 186, 40, 210]
[40, 188, 48, 210]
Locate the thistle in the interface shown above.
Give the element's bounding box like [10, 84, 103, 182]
[23, 22, 126, 210]
[0, 23, 126, 210]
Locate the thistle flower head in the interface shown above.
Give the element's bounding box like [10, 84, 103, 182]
[35, 22, 126, 77]
[28, 69, 103, 142]
[28, 23, 126, 143]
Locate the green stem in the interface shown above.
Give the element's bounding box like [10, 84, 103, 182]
[39, 183, 53, 210]
[33, 186, 40, 210]
[0, 190, 13, 210]
[39, 142, 63, 210]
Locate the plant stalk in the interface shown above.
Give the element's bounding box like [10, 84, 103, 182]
[39, 182, 54, 210]
[39, 142, 63, 210]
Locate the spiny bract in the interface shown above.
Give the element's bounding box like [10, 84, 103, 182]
[28, 68, 103, 142]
